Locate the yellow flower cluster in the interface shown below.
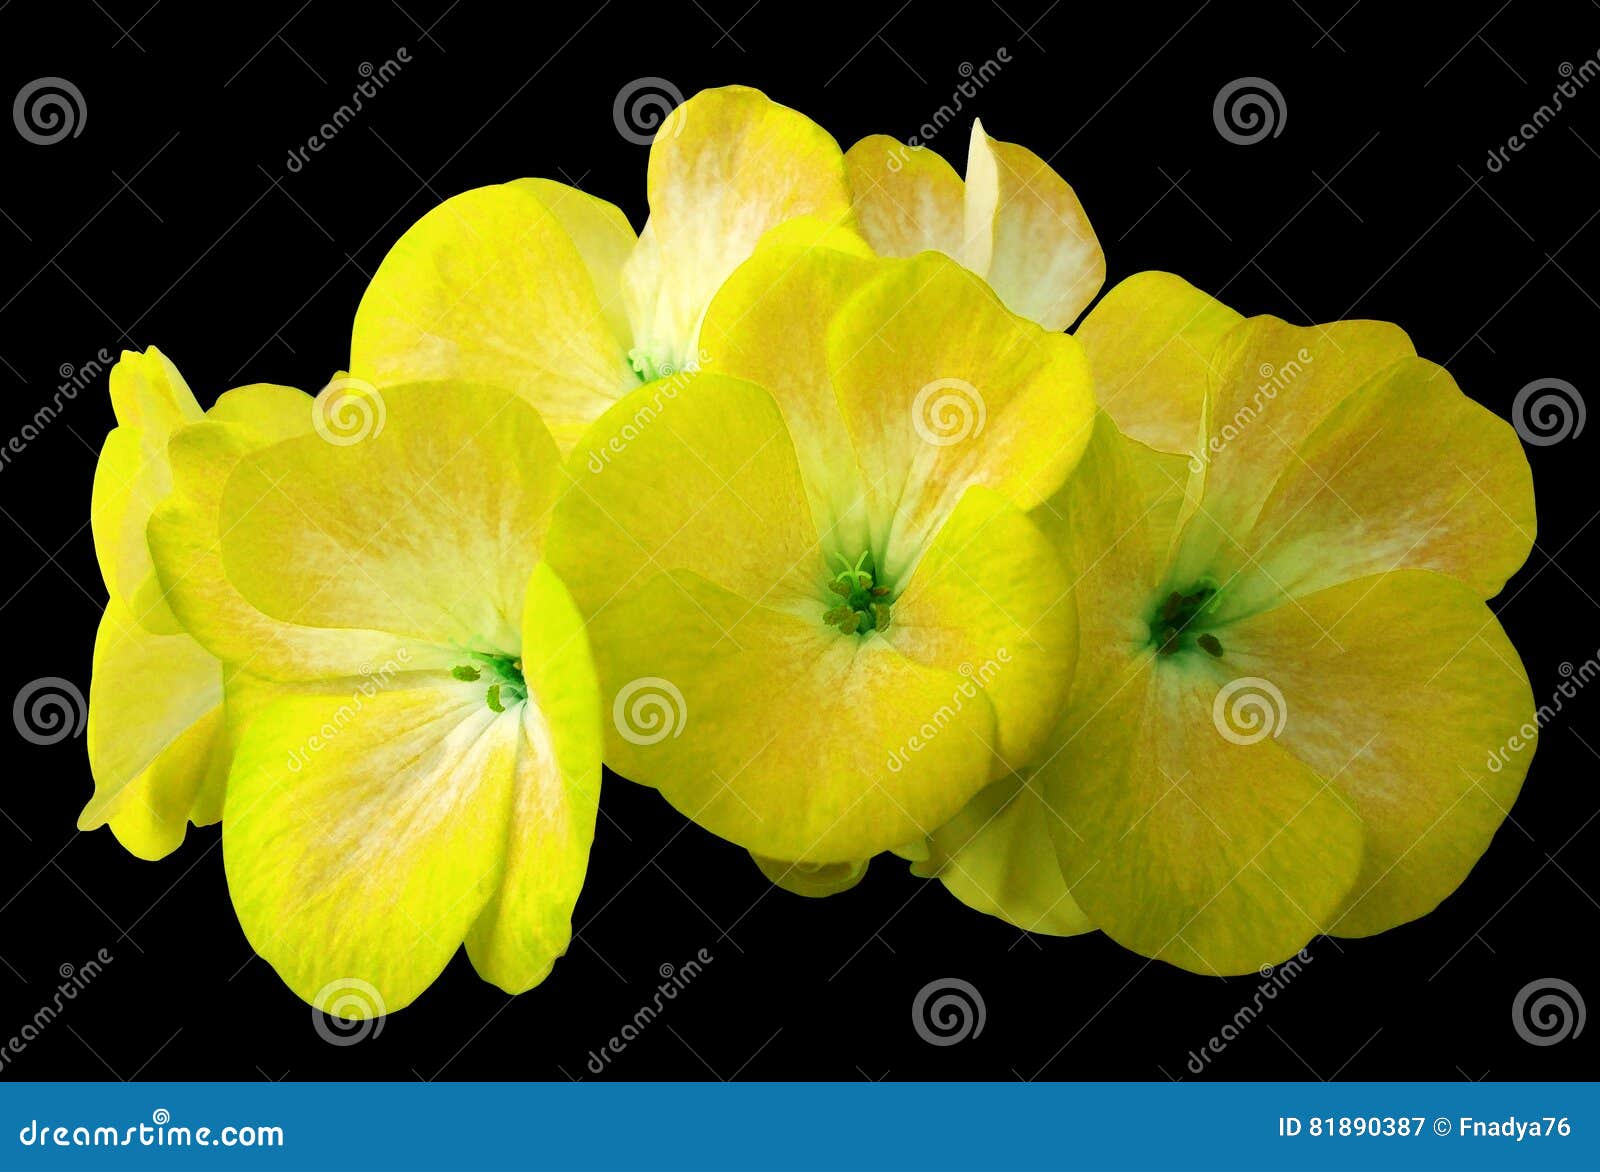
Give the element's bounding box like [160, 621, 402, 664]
[82, 87, 1536, 1015]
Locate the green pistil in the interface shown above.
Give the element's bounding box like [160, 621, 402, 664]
[628, 348, 662, 383]
[823, 550, 893, 634]
[1149, 583, 1224, 657]
[451, 650, 526, 711]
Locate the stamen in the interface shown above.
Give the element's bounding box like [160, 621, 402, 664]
[1149, 583, 1223, 657]
[450, 648, 527, 711]
[822, 550, 893, 635]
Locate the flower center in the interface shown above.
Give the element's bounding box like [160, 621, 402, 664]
[1148, 582, 1224, 658]
[822, 550, 894, 635]
[451, 651, 527, 711]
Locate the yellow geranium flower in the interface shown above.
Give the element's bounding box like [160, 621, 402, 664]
[80, 348, 309, 860]
[844, 121, 1105, 331]
[545, 234, 1094, 866]
[147, 381, 600, 1012]
[936, 272, 1537, 973]
[349, 85, 857, 453]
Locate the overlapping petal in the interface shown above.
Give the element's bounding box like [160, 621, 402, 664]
[846, 121, 1104, 331]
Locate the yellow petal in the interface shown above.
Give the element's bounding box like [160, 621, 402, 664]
[1074, 271, 1243, 455]
[1174, 314, 1415, 582]
[507, 178, 637, 349]
[962, 120, 1104, 331]
[1224, 570, 1535, 937]
[621, 85, 853, 373]
[107, 345, 202, 435]
[587, 571, 998, 863]
[224, 682, 520, 1012]
[920, 774, 1094, 937]
[1042, 654, 1366, 975]
[751, 854, 869, 898]
[91, 348, 204, 633]
[157, 382, 559, 680]
[1216, 358, 1535, 617]
[698, 228, 886, 540]
[889, 486, 1075, 773]
[350, 184, 636, 452]
[827, 252, 1095, 578]
[466, 562, 602, 993]
[82, 597, 226, 860]
[844, 135, 968, 261]
[548, 372, 821, 622]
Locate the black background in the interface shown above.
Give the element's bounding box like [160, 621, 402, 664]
[1, 0, 1596, 1081]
